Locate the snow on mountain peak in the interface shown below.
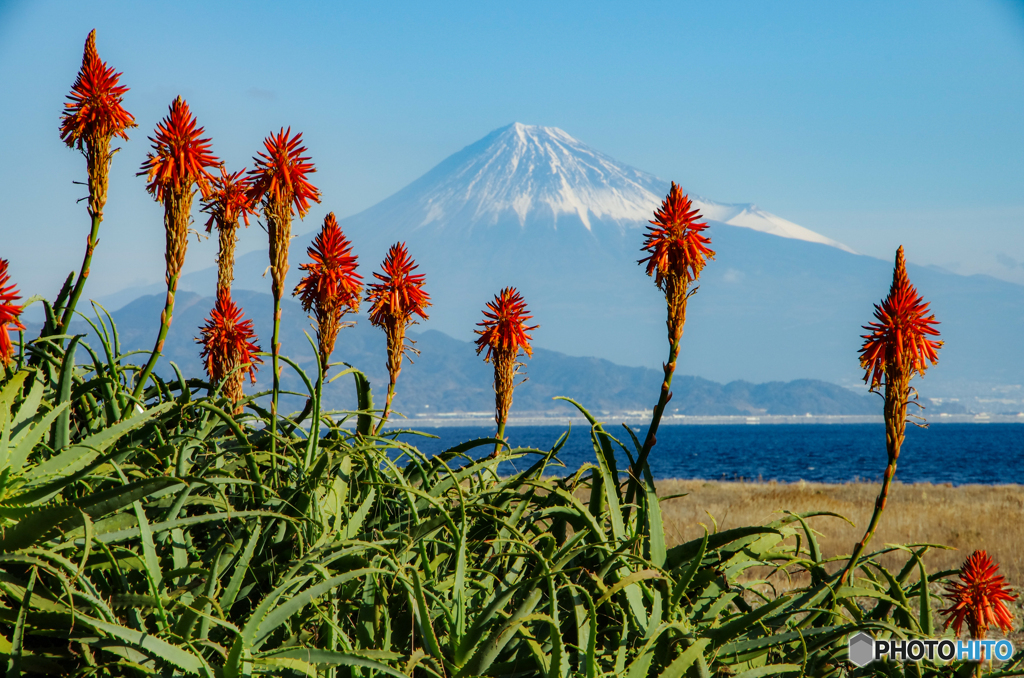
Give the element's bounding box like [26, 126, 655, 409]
[388, 122, 854, 252]
[413, 122, 665, 231]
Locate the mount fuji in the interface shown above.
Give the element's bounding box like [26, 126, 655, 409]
[111, 123, 1024, 394]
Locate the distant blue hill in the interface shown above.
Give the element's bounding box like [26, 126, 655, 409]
[53, 289, 968, 418]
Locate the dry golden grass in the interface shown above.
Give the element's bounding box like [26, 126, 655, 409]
[656, 480, 1024, 585]
[653, 480, 1024, 641]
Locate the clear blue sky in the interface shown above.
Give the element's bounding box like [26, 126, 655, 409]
[1, 0, 1023, 300]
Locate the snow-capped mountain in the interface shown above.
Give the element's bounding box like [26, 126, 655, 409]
[373, 122, 853, 252]
[112, 123, 1024, 390]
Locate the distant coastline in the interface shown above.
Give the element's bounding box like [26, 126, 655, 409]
[392, 412, 1024, 428]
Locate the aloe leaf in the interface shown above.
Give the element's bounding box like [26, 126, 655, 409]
[0, 371, 29, 412]
[666, 526, 782, 569]
[458, 587, 543, 677]
[7, 371, 39, 436]
[75, 612, 209, 675]
[914, 553, 933, 636]
[731, 664, 802, 678]
[0, 505, 81, 552]
[596, 569, 664, 608]
[260, 649, 409, 677]
[707, 595, 792, 646]
[351, 368, 374, 436]
[222, 521, 263, 612]
[133, 500, 162, 591]
[342, 487, 375, 539]
[98, 509, 283, 544]
[251, 568, 386, 651]
[657, 638, 710, 678]
[717, 625, 845, 659]
[253, 657, 317, 677]
[25, 402, 173, 486]
[5, 566, 35, 677]
[51, 334, 82, 451]
[641, 450, 666, 568]
[409, 568, 445, 667]
[5, 402, 70, 477]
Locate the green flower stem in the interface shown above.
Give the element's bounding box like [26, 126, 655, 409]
[271, 297, 282, 480]
[57, 211, 102, 337]
[841, 377, 908, 584]
[132, 272, 179, 402]
[374, 378, 397, 436]
[842, 457, 898, 584]
[495, 417, 507, 456]
[625, 331, 681, 510]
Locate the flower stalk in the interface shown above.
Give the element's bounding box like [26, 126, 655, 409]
[247, 129, 319, 456]
[294, 213, 361, 378]
[133, 97, 219, 401]
[366, 243, 430, 433]
[202, 167, 255, 294]
[841, 246, 941, 583]
[627, 183, 713, 507]
[57, 30, 136, 337]
[475, 288, 537, 454]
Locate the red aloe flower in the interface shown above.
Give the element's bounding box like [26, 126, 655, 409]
[294, 213, 362, 371]
[475, 287, 538, 436]
[197, 290, 262, 404]
[366, 243, 431, 427]
[0, 260, 25, 367]
[59, 29, 136, 150]
[246, 128, 320, 219]
[941, 550, 1016, 639]
[202, 167, 256, 293]
[139, 96, 220, 202]
[859, 246, 942, 390]
[475, 287, 537, 363]
[640, 182, 714, 289]
[367, 243, 431, 328]
[203, 167, 255, 232]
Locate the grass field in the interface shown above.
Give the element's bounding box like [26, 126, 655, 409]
[656, 479, 1024, 635]
[657, 480, 1024, 579]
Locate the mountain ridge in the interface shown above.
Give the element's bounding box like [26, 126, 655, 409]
[49, 289, 911, 417]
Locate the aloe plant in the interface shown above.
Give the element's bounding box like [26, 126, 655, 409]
[0, 338, 1012, 676]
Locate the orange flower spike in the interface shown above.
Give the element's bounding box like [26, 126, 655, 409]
[367, 243, 431, 327]
[475, 287, 537, 362]
[202, 167, 256, 294]
[475, 287, 538, 442]
[859, 246, 942, 390]
[941, 550, 1017, 639]
[198, 290, 263, 390]
[639, 182, 715, 288]
[295, 214, 363, 315]
[139, 97, 220, 202]
[0, 260, 26, 367]
[246, 128, 320, 217]
[59, 29, 136, 150]
[203, 167, 256, 232]
[367, 243, 431, 430]
[294, 213, 362, 371]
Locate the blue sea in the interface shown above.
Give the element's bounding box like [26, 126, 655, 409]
[393, 423, 1024, 485]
